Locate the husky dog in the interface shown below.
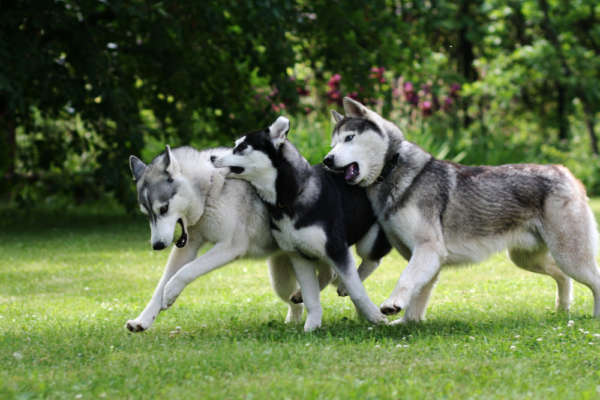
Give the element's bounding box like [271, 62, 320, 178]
[213, 117, 391, 331]
[126, 145, 307, 332]
[324, 97, 600, 323]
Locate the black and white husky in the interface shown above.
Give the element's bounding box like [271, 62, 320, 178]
[213, 117, 392, 331]
[324, 97, 600, 323]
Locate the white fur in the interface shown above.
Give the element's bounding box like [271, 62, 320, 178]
[213, 147, 278, 204]
[269, 116, 290, 148]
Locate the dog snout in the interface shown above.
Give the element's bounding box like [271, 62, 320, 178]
[152, 241, 166, 250]
[212, 155, 224, 168]
[323, 155, 335, 168]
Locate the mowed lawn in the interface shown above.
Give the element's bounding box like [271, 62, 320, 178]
[2, 200, 600, 400]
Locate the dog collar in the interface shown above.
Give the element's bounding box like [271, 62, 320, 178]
[376, 153, 400, 183]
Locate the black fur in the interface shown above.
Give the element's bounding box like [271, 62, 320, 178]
[241, 128, 391, 269]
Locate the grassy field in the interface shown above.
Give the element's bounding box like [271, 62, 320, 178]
[2, 201, 600, 399]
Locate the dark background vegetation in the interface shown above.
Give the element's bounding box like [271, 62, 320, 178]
[1, 0, 599, 210]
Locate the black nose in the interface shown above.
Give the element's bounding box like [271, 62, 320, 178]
[210, 155, 216, 165]
[153, 241, 166, 250]
[323, 155, 334, 168]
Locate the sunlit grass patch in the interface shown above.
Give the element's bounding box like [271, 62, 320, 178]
[1, 205, 600, 399]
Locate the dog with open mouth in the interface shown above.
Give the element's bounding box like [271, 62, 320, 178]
[212, 117, 391, 331]
[126, 145, 312, 332]
[324, 97, 600, 323]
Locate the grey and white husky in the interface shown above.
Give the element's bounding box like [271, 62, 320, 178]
[126, 145, 386, 332]
[126, 145, 304, 332]
[324, 97, 600, 323]
[213, 117, 391, 331]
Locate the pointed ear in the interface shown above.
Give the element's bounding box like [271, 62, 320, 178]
[343, 97, 372, 118]
[129, 155, 146, 181]
[269, 116, 290, 148]
[163, 145, 180, 176]
[330, 110, 344, 123]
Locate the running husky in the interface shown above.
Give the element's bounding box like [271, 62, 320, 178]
[324, 97, 600, 323]
[126, 146, 303, 332]
[126, 145, 385, 332]
[213, 117, 391, 331]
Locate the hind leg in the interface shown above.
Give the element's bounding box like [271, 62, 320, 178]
[542, 195, 600, 317]
[289, 262, 334, 304]
[268, 253, 303, 323]
[509, 248, 573, 312]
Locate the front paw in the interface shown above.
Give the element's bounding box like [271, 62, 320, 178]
[126, 319, 149, 332]
[380, 297, 406, 316]
[303, 316, 322, 332]
[162, 278, 185, 310]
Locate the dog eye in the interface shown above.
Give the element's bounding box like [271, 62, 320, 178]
[233, 142, 248, 154]
[159, 205, 169, 215]
[345, 135, 355, 143]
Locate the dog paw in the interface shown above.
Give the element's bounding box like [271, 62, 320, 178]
[126, 319, 148, 332]
[336, 284, 348, 297]
[162, 278, 184, 310]
[303, 317, 322, 332]
[290, 290, 303, 304]
[285, 304, 303, 324]
[380, 298, 405, 316]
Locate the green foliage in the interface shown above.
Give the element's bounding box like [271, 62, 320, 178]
[1, 0, 599, 206]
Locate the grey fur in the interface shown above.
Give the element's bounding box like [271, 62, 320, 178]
[325, 97, 600, 322]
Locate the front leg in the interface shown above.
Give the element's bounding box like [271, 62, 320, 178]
[380, 243, 441, 317]
[290, 255, 323, 332]
[162, 241, 245, 309]
[126, 241, 201, 332]
[328, 249, 387, 325]
[337, 257, 380, 297]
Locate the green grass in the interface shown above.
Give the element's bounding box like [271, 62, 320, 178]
[2, 201, 600, 399]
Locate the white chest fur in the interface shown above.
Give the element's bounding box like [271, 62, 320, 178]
[271, 215, 328, 259]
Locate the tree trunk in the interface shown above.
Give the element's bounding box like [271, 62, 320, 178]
[538, 0, 571, 142]
[0, 108, 16, 198]
[457, 0, 478, 128]
[582, 99, 599, 155]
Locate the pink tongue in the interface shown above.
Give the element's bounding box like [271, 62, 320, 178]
[344, 163, 358, 181]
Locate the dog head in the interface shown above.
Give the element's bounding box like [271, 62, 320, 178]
[212, 116, 290, 204]
[324, 97, 404, 186]
[129, 145, 196, 250]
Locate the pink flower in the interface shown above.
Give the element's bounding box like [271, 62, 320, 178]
[420, 100, 433, 116]
[328, 74, 342, 88]
[370, 67, 386, 83]
[403, 81, 414, 93]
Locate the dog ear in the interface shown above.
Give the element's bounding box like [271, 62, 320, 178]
[343, 97, 372, 118]
[330, 110, 344, 123]
[129, 155, 146, 181]
[164, 145, 180, 176]
[269, 116, 290, 148]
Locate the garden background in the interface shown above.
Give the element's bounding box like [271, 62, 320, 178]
[2, 1, 600, 399]
[1, 0, 599, 209]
